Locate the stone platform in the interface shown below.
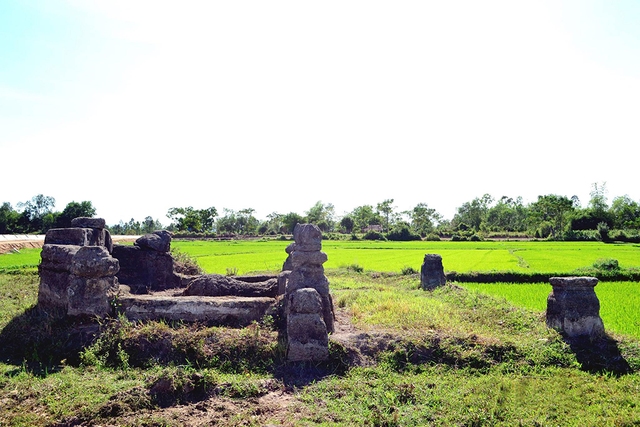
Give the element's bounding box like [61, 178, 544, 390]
[117, 286, 276, 327]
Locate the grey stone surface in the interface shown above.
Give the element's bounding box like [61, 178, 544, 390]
[284, 226, 334, 362]
[289, 287, 323, 314]
[112, 245, 181, 293]
[182, 274, 278, 298]
[546, 276, 605, 339]
[71, 217, 106, 229]
[70, 246, 120, 278]
[420, 254, 447, 290]
[67, 276, 119, 317]
[117, 288, 276, 326]
[135, 230, 172, 253]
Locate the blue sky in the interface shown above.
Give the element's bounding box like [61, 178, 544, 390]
[2, 1, 640, 225]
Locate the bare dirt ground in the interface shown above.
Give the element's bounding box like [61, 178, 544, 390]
[84, 309, 390, 427]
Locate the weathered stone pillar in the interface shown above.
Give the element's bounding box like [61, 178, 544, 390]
[546, 276, 605, 339]
[38, 219, 120, 318]
[420, 254, 446, 290]
[285, 223, 334, 361]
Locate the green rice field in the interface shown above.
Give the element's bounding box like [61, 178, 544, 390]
[2, 239, 639, 339]
[171, 240, 640, 276]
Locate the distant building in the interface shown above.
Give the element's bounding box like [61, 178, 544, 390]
[362, 225, 383, 233]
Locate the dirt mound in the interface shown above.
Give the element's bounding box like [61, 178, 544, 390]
[0, 240, 43, 254]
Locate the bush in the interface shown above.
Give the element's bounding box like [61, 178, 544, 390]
[401, 266, 419, 275]
[345, 263, 364, 273]
[171, 248, 204, 275]
[597, 222, 611, 242]
[363, 231, 386, 241]
[386, 226, 421, 241]
[469, 234, 482, 242]
[424, 233, 441, 241]
[451, 234, 467, 242]
[593, 258, 619, 271]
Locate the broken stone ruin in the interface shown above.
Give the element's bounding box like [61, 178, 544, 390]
[420, 253, 447, 290]
[546, 276, 605, 340]
[282, 223, 335, 362]
[36, 218, 335, 362]
[38, 217, 119, 317]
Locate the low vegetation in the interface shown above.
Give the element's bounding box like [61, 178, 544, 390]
[1, 240, 640, 425]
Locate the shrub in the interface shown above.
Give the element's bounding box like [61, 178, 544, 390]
[345, 263, 364, 273]
[451, 234, 467, 242]
[363, 230, 386, 241]
[469, 234, 482, 242]
[386, 225, 421, 241]
[171, 248, 204, 275]
[401, 266, 419, 275]
[593, 258, 619, 271]
[424, 233, 441, 241]
[597, 222, 611, 242]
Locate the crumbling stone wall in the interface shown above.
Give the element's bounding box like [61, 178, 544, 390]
[111, 230, 182, 293]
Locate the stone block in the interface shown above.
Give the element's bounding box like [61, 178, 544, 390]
[135, 230, 172, 253]
[421, 254, 446, 290]
[546, 276, 605, 339]
[70, 246, 120, 278]
[71, 217, 106, 229]
[67, 276, 119, 317]
[289, 288, 323, 314]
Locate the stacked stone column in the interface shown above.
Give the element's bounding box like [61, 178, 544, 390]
[284, 224, 334, 362]
[38, 217, 120, 317]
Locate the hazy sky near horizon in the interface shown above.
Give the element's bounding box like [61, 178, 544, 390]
[2, 1, 640, 225]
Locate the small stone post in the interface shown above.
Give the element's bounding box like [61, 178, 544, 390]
[420, 254, 446, 290]
[546, 276, 605, 339]
[285, 224, 334, 361]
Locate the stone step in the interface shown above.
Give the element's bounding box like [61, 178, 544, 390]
[117, 288, 276, 327]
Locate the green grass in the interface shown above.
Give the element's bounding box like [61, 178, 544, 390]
[0, 248, 41, 272]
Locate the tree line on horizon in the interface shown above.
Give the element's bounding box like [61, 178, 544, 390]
[2, 183, 640, 241]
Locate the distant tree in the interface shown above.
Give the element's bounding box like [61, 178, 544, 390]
[589, 182, 609, 216]
[452, 194, 493, 232]
[237, 208, 259, 235]
[0, 202, 20, 234]
[376, 199, 396, 232]
[306, 201, 335, 232]
[339, 215, 355, 234]
[17, 194, 56, 233]
[281, 212, 304, 234]
[485, 196, 527, 232]
[263, 212, 284, 234]
[529, 194, 575, 238]
[141, 216, 164, 234]
[167, 206, 217, 233]
[54, 201, 96, 228]
[610, 195, 640, 229]
[350, 205, 382, 232]
[216, 209, 239, 234]
[409, 202, 442, 236]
